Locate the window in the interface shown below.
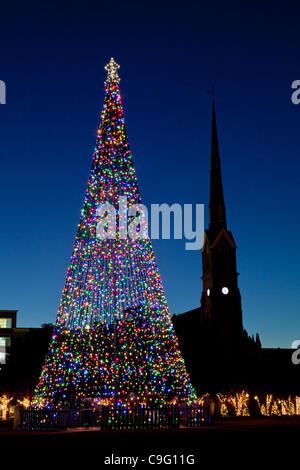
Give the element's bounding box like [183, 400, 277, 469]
[0, 318, 12, 329]
[0, 337, 10, 347]
[0, 338, 9, 365]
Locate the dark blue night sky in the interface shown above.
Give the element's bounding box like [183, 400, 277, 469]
[0, 0, 300, 347]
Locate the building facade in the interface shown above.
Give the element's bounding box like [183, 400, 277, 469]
[172, 103, 298, 394]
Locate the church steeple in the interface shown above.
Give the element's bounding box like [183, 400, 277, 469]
[209, 101, 227, 235]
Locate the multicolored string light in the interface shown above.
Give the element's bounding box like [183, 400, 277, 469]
[32, 58, 196, 409]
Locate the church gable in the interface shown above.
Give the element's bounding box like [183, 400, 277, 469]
[211, 228, 236, 250]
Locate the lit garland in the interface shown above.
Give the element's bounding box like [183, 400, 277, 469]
[32, 59, 196, 409]
[296, 396, 300, 415]
[280, 397, 295, 416]
[216, 393, 229, 417]
[0, 394, 13, 419]
[258, 394, 296, 416]
[18, 397, 30, 409]
[216, 391, 250, 417]
[215, 393, 300, 417]
[229, 391, 250, 417]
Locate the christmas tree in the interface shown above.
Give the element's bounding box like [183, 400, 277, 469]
[32, 58, 196, 409]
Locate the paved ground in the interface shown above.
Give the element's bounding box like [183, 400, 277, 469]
[2, 418, 299, 466]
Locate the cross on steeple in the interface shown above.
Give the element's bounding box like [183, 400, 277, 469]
[206, 86, 219, 100]
[104, 58, 121, 85]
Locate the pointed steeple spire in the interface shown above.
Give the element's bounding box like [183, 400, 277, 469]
[209, 101, 227, 234]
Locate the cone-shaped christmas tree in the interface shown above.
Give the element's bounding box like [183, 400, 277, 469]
[33, 59, 196, 408]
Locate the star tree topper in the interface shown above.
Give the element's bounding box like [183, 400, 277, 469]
[105, 57, 121, 84]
